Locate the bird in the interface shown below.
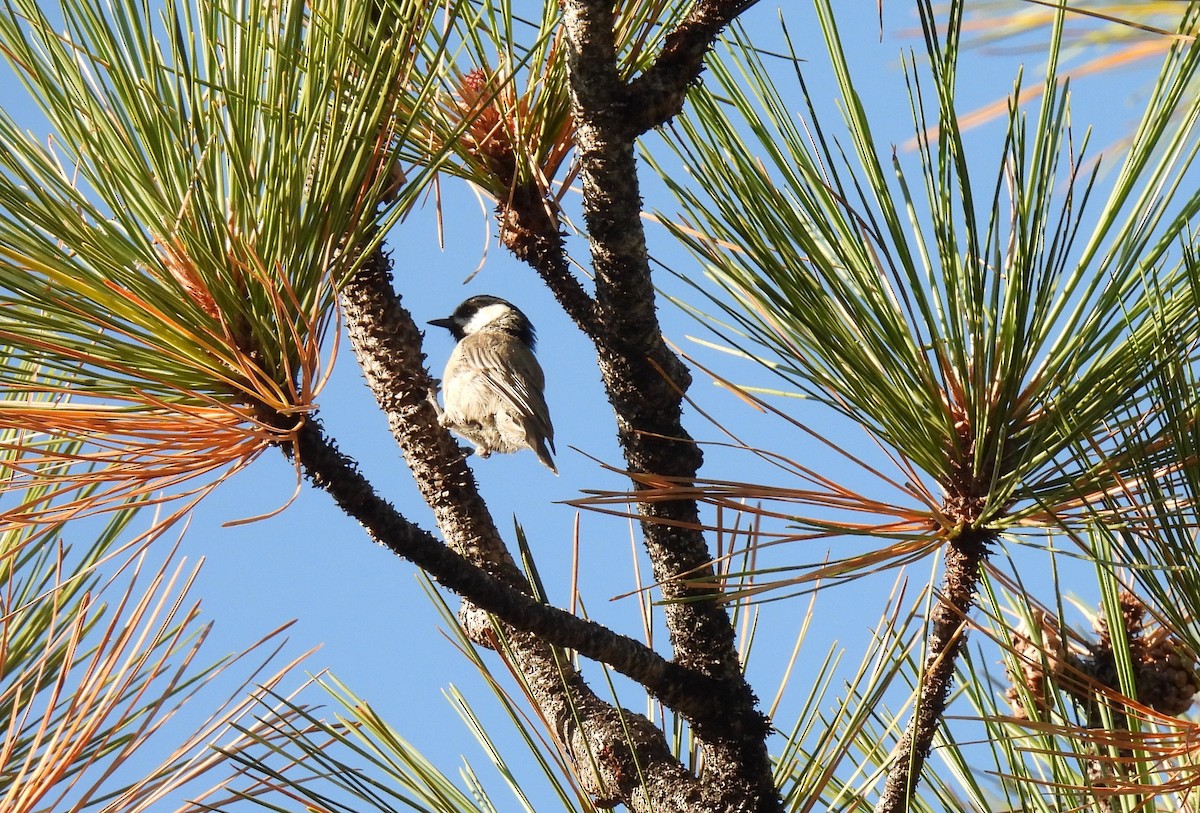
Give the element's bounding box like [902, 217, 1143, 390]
[428, 295, 557, 474]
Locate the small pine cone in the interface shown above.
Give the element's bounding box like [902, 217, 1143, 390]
[458, 68, 512, 163]
[1137, 632, 1199, 716]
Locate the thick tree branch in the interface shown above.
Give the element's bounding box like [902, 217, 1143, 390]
[502, 181, 599, 338]
[282, 412, 720, 713]
[874, 528, 990, 813]
[327, 248, 728, 812]
[560, 1, 775, 809]
[624, 0, 761, 136]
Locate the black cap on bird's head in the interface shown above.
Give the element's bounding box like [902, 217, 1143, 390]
[429, 295, 537, 348]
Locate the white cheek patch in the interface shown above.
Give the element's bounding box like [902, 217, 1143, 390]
[463, 303, 511, 335]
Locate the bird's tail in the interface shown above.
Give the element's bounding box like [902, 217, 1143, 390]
[536, 439, 558, 475]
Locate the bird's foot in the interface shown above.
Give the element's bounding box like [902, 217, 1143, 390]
[426, 380, 443, 418]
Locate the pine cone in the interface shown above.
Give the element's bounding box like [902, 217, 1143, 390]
[1135, 629, 1199, 716]
[1087, 592, 1197, 717]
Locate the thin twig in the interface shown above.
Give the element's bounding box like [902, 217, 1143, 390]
[874, 528, 991, 813]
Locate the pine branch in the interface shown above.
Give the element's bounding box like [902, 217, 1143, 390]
[560, 0, 776, 808]
[624, 0, 762, 136]
[284, 411, 722, 711]
[502, 180, 600, 339]
[874, 527, 991, 813]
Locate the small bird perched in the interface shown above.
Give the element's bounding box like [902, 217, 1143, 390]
[428, 295, 557, 474]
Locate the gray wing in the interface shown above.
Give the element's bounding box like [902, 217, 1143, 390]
[474, 338, 555, 451]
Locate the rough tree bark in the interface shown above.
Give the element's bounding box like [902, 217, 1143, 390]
[558, 0, 773, 804]
[873, 528, 990, 813]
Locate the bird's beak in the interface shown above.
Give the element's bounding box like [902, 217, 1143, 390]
[428, 317, 455, 329]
